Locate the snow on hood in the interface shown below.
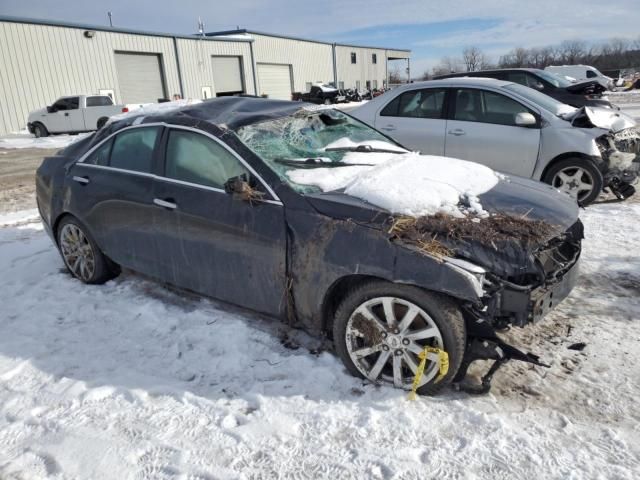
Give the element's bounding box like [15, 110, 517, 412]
[287, 149, 500, 217]
[563, 106, 637, 132]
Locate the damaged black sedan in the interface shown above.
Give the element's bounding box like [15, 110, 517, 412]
[36, 98, 583, 395]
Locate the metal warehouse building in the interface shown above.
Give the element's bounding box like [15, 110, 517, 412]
[0, 16, 410, 135]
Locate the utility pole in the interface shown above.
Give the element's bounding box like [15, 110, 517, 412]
[107, 11, 113, 27]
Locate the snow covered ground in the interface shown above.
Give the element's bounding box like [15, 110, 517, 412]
[0, 130, 89, 150]
[0, 198, 639, 478]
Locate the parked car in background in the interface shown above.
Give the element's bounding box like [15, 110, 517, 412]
[545, 65, 614, 89]
[291, 84, 346, 104]
[434, 68, 614, 109]
[350, 78, 639, 204]
[36, 97, 583, 395]
[28, 95, 128, 137]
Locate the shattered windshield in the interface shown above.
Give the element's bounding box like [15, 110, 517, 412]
[234, 108, 406, 193]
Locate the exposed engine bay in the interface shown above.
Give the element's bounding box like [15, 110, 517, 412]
[567, 106, 640, 199]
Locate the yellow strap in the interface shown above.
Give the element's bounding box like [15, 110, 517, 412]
[407, 347, 449, 400]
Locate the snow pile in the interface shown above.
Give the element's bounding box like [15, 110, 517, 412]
[0, 130, 90, 150]
[0, 202, 639, 478]
[288, 148, 500, 217]
[108, 98, 202, 123]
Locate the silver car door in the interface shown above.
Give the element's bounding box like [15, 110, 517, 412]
[374, 88, 447, 155]
[444, 88, 540, 177]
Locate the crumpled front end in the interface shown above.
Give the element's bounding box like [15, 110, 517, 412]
[596, 126, 640, 199]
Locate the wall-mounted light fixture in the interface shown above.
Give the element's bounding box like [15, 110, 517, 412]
[84, 30, 95, 39]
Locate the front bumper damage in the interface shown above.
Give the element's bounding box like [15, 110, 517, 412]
[597, 126, 640, 199]
[453, 221, 583, 393]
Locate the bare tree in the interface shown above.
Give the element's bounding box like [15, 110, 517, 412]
[558, 40, 587, 64]
[388, 64, 403, 84]
[462, 46, 486, 72]
[432, 56, 461, 76]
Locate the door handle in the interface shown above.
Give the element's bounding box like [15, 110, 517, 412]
[153, 198, 177, 210]
[380, 125, 396, 131]
[64, 112, 69, 117]
[72, 175, 90, 185]
[447, 129, 466, 136]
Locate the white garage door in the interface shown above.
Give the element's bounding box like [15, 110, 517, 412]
[211, 56, 244, 95]
[114, 52, 165, 103]
[257, 63, 293, 100]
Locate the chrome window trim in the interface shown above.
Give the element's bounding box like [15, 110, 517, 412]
[74, 121, 283, 205]
[166, 124, 281, 203]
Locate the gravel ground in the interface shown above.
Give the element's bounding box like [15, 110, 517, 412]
[0, 148, 57, 213]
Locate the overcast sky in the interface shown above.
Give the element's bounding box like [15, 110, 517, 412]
[1, 0, 639, 75]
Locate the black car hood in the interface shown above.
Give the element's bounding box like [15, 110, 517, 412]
[565, 79, 608, 95]
[305, 174, 580, 278]
[307, 174, 578, 232]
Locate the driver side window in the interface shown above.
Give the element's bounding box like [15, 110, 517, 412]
[165, 130, 250, 190]
[453, 89, 532, 126]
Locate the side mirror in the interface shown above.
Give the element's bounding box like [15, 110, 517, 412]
[532, 82, 544, 91]
[47, 105, 56, 113]
[224, 174, 265, 204]
[515, 112, 537, 127]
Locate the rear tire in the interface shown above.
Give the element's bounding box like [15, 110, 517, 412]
[33, 123, 48, 138]
[543, 158, 603, 206]
[333, 281, 466, 396]
[97, 117, 108, 129]
[324, 98, 332, 105]
[56, 216, 119, 284]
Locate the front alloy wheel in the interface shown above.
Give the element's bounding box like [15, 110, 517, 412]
[333, 282, 466, 395]
[346, 297, 444, 388]
[551, 166, 595, 202]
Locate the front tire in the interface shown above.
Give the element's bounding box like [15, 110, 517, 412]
[57, 216, 119, 284]
[33, 123, 48, 138]
[324, 98, 332, 105]
[543, 158, 603, 206]
[333, 281, 466, 395]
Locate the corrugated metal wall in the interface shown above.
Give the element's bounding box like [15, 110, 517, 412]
[176, 38, 255, 99]
[251, 34, 334, 94]
[335, 45, 407, 90]
[0, 19, 410, 135]
[0, 20, 183, 134]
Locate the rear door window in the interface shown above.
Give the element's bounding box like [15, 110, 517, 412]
[165, 130, 250, 190]
[86, 96, 113, 107]
[453, 89, 532, 126]
[381, 89, 445, 118]
[110, 127, 160, 173]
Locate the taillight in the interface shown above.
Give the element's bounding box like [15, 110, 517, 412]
[121, 107, 129, 113]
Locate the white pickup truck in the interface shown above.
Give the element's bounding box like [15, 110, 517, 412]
[27, 95, 128, 137]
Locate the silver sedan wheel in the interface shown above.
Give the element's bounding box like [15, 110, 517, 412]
[552, 166, 595, 202]
[59, 223, 95, 282]
[345, 297, 444, 390]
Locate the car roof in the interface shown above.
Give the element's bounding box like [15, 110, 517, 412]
[434, 68, 542, 79]
[117, 97, 314, 131]
[396, 77, 514, 89]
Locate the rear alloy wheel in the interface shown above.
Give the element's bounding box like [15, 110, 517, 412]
[33, 123, 48, 138]
[333, 282, 466, 395]
[57, 217, 119, 284]
[324, 98, 332, 105]
[544, 158, 603, 206]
